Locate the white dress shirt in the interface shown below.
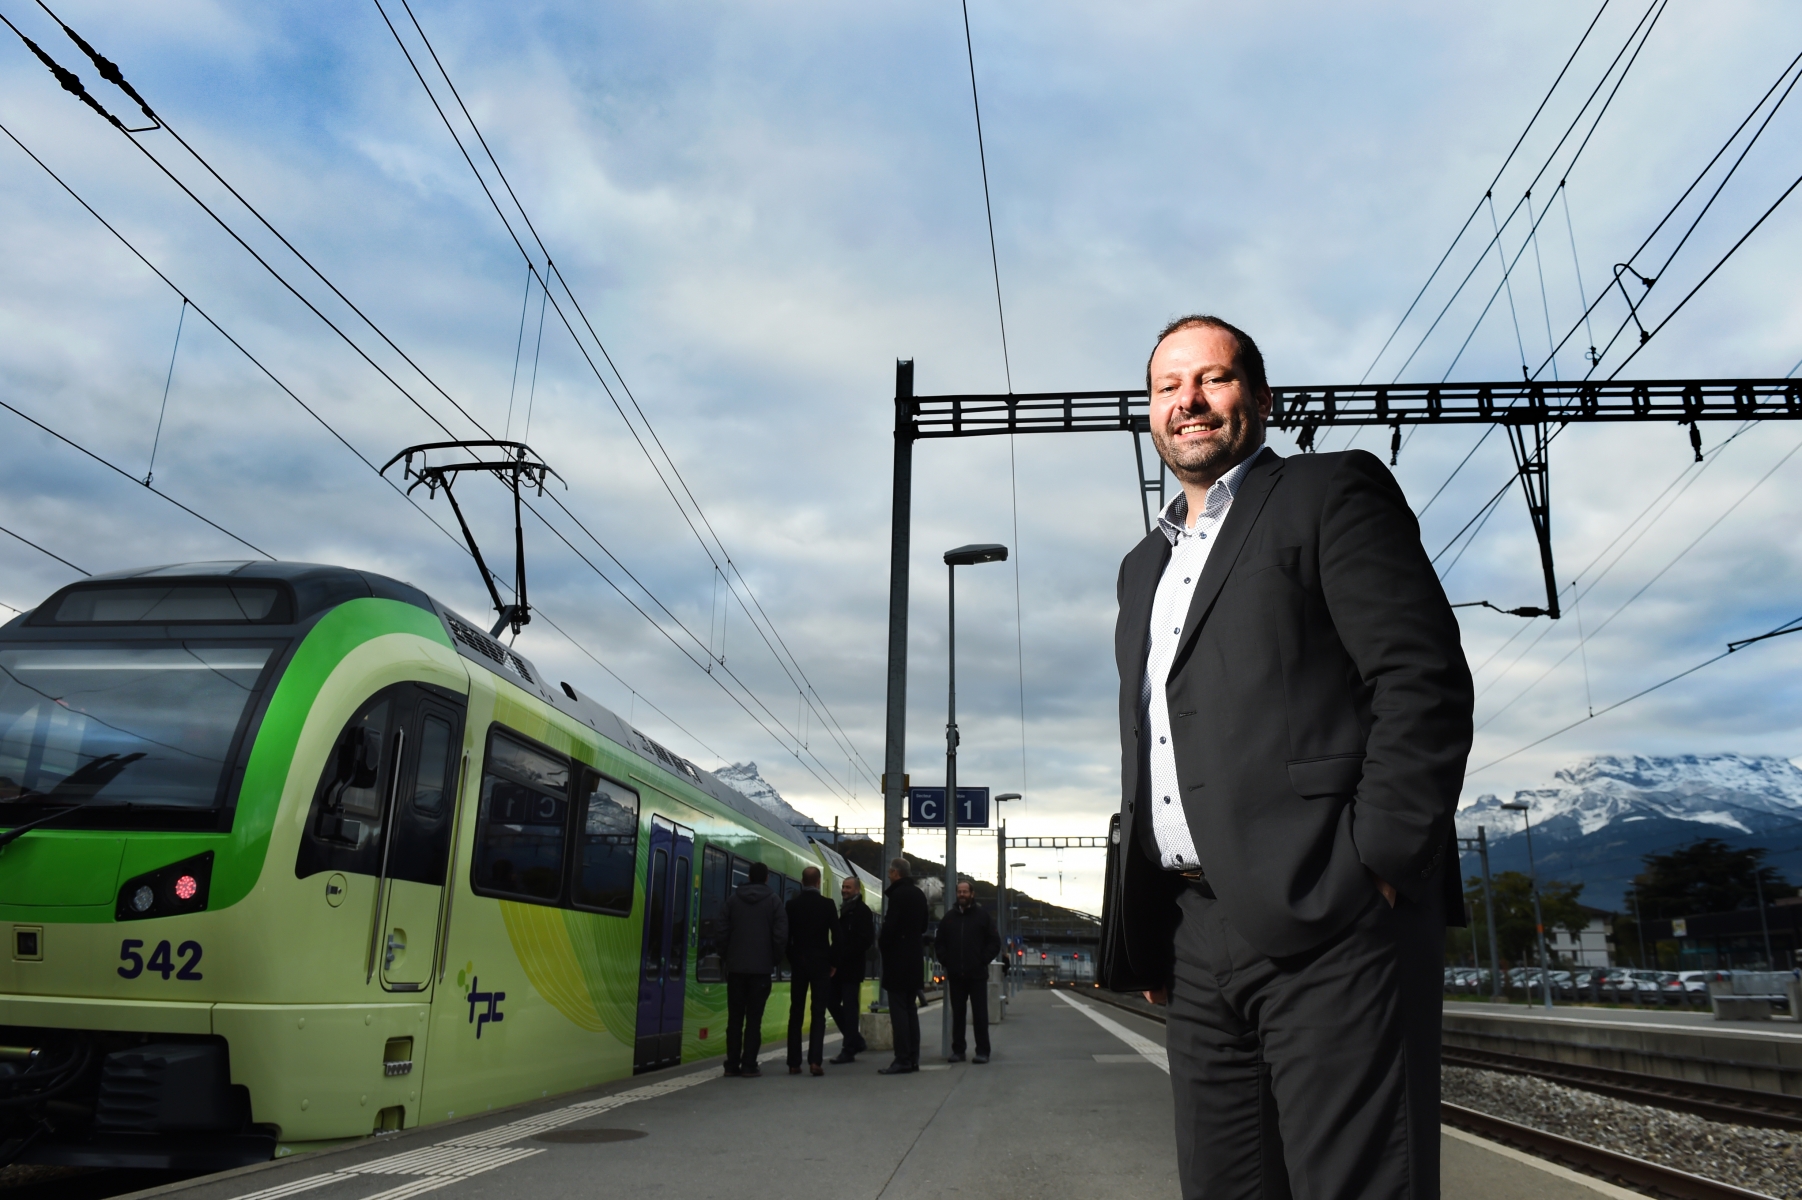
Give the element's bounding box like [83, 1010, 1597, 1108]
[1143, 447, 1266, 870]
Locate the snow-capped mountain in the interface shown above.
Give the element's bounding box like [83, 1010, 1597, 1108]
[713, 762, 819, 829]
[1455, 754, 1802, 910]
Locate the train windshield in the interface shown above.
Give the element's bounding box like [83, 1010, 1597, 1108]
[0, 643, 278, 809]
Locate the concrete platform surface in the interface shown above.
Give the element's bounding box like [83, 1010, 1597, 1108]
[137, 991, 1631, 1200]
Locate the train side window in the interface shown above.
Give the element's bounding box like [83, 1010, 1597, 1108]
[294, 695, 395, 878]
[471, 728, 570, 904]
[695, 845, 731, 983]
[730, 856, 751, 890]
[571, 773, 638, 916]
[412, 715, 453, 817]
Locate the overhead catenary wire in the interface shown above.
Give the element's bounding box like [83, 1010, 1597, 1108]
[1474, 424, 1801, 732]
[1380, 0, 1670, 387]
[0, 520, 89, 575]
[5, 15, 871, 804]
[145, 296, 185, 486]
[1530, 46, 1802, 380]
[0, 117, 721, 771]
[960, 0, 1011, 393]
[1466, 610, 1802, 777]
[1358, 0, 1616, 385]
[374, 0, 881, 797]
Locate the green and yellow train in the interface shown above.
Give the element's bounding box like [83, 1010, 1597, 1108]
[0, 562, 881, 1168]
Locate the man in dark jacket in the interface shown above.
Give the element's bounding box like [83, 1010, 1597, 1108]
[1111, 316, 1472, 1199]
[828, 874, 875, 1064]
[784, 866, 838, 1075]
[934, 878, 1001, 1063]
[876, 857, 929, 1075]
[719, 861, 788, 1077]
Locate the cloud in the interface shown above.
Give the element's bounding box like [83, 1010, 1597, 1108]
[2, 0, 1800, 917]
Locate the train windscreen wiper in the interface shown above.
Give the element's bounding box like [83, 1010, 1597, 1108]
[0, 750, 148, 850]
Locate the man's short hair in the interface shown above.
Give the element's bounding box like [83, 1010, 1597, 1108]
[889, 857, 910, 878]
[801, 866, 821, 886]
[748, 861, 769, 884]
[1145, 314, 1268, 397]
[957, 876, 974, 890]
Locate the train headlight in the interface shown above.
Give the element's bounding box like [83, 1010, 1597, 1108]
[116, 852, 214, 921]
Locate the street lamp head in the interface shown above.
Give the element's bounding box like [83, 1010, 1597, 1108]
[1500, 803, 1529, 812]
[995, 792, 1021, 802]
[944, 543, 1008, 566]
[1010, 862, 1026, 867]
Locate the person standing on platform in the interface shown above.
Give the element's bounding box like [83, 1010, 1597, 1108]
[719, 861, 788, 1078]
[1108, 316, 1472, 1200]
[784, 865, 839, 1076]
[877, 858, 928, 1075]
[934, 877, 1001, 1063]
[829, 874, 875, 1064]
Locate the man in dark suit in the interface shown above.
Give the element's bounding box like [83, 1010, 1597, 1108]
[784, 865, 839, 1075]
[934, 878, 1001, 1063]
[719, 861, 788, 1078]
[828, 873, 875, 1064]
[876, 858, 929, 1075]
[1109, 315, 1472, 1200]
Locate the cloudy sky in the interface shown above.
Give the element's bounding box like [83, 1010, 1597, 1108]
[3, 0, 1799, 913]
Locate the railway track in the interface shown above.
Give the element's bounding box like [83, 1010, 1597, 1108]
[1441, 1046, 1802, 1131]
[1061, 986, 1784, 1200]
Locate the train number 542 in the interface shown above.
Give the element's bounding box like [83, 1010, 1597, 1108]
[118, 939, 203, 981]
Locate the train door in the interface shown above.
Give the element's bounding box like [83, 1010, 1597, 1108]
[634, 816, 693, 1072]
[377, 696, 464, 992]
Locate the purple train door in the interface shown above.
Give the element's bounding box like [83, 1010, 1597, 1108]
[634, 816, 693, 1073]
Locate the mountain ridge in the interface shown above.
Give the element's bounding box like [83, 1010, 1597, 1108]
[1455, 753, 1802, 911]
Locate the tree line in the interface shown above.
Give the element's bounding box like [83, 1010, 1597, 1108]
[1448, 838, 1792, 970]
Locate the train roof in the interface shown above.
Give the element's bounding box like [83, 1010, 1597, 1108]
[18, 561, 816, 853]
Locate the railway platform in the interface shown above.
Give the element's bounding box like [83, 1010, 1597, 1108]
[88, 989, 1641, 1200]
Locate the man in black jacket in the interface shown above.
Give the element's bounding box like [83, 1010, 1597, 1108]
[934, 878, 1000, 1063]
[876, 858, 928, 1075]
[719, 861, 788, 1078]
[1111, 316, 1472, 1200]
[784, 866, 838, 1075]
[828, 874, 875, 1064]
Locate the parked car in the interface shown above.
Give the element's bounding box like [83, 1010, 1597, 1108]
[1678, 969, 1726, 994]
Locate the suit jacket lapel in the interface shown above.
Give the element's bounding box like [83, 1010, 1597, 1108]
[1173, 449, 1284, 662]
[1119, 532, 1171, 675]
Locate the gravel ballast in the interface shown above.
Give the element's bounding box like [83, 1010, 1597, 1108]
[1443, 1065, 1802, 1198]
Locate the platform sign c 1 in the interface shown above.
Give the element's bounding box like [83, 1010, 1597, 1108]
[906, 786, 989, 828]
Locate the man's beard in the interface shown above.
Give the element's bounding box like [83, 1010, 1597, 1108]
[1152, 407, 1261, 484]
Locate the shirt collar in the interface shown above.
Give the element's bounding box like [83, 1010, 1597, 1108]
[1156, 446, 1267, 545]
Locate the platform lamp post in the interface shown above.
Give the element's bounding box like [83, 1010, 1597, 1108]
[1501, 802, 1554, 1011]
[940, 543, 1007, 1059]
[995, 794, 1020, 999]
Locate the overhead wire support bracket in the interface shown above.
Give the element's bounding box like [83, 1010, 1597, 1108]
[1503, 418, 1560, 619]
[381, 441, 564, 638]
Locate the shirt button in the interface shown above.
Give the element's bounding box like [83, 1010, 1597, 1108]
[1184, 578, 1191, 584]
[1163, 796, 1171, 805]
[1198, 533, 1207, 540]
[1173, 626, 1180, 634]
[1159, 736, 1167, 744]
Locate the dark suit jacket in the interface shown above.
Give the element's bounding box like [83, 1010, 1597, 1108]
[785, 889, 839, 977]
[1113, 448, 1472, 978]
[934, 901, 1001, 979]
[833, 895, 875, 977]
[878, 878, 929, 992]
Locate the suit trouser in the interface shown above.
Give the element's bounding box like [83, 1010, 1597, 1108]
[946, 974, 989, 1056]
[827, 971, 867, 1050]
[887, 988, 920, 1065]
[787, 965, 831, 1066]
[725, 973, 772, 1073]
[1166, 885, 1443, 1200]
